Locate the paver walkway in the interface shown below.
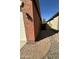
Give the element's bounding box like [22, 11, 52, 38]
[20, 30, 59, 59]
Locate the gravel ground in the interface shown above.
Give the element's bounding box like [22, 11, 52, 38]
[43, 33, 59, 59]
[20, 30, 59, 59]
[20, 37, 51, 59]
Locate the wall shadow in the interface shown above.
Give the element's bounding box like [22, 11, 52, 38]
[35, 24, 59, 41]
[25, 13, 33, 21]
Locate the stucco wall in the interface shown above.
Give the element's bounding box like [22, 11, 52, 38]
[20, 12, 27, 48]
[33, 1, 41, 40]
[47, 16, 59, 30]
[21, 0, 41, 43]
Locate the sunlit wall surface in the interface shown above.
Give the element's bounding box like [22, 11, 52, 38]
[20, 12, 27, 49]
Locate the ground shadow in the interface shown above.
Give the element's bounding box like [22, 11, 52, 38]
[35, 24, 59, 41]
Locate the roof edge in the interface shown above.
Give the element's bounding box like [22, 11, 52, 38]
[47, 12, 59, 22]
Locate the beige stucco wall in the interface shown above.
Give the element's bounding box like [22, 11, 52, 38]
[47, 16, 59, 30]
[20, 12, 27, 49]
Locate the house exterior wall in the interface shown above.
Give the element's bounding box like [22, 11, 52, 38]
[20, 12, 27, 48]
[21, 0, 41, 43]
[35, 0, 40, 12]
[46, 16, 59, 30]
[33, 2, 41, 40]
